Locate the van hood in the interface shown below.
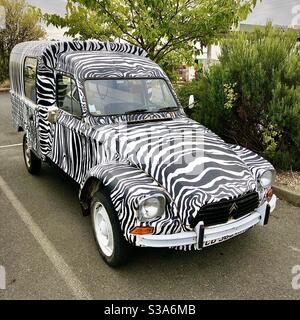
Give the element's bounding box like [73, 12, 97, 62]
[95, 118, 258, 213]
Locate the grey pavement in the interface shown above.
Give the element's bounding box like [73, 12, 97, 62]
[0, 92, 299, 300]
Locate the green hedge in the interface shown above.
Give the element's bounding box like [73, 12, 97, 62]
[176, 24, 300, 170]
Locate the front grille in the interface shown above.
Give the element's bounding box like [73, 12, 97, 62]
[189, 191, 259, 227]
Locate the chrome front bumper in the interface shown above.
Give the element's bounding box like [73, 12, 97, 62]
[135, 195, 277, 249]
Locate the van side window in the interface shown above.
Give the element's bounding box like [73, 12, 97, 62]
[57, 74, 82, 118]
[24, 57, 37, 102]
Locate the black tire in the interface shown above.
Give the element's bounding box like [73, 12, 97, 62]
[23, 134, 41, 175]
[91, 190, 132, 267]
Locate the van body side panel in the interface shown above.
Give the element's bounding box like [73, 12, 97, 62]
[10, 47, 26, 131]
[10, 50, 40, 156]
[35, 60, 55, 159]
[10, 93, 25, 131]
[49, 111, 89, 183]
[10, 93, 41, 156]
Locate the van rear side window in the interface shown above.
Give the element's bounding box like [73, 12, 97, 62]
[24, 57, 37, 102]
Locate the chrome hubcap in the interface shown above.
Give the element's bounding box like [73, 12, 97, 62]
[93, 201, 114, 257]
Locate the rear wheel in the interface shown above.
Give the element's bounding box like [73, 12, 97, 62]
[23, 134, 41, 175]
[91, 191, 132, 267]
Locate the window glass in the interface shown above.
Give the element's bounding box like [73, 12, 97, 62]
[147, 79, 176, 107]
[24, 57, 37, 102]
[57, 75, 82, 117]
[84, 78, 178, 116]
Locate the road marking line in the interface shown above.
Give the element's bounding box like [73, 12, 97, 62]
[0, 175, 93, 300]
[0, 143, 22, 149]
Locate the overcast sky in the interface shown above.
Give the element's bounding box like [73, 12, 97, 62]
[27, 0, 300, 39]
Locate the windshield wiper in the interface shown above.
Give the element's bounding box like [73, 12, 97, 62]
[125, 106, 179, 115]
[125, 109, 148, 114]
[155, 106, 179, 112]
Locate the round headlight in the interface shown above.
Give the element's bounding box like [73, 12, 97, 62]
[138, 195, 165, 221]
[259, 170, 275, 188]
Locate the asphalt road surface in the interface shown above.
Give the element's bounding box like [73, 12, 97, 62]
[0, 92, 300, 300]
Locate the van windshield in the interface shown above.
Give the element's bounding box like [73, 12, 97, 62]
[84, 78, 179, 116]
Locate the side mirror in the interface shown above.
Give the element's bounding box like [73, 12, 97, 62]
[188, 94, 195, 109]
[47, 106, 59, 124]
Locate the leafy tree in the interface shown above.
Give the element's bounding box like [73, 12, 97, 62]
[177, 24, 300, 170]
[0, 0, 46, 84]
[45, 0, 258, 75]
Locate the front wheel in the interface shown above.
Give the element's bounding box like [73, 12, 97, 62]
[23, 134, 41, 175]
[91, 191, 132, 267]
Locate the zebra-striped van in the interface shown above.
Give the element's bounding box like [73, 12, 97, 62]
[10, 40, 277, 266]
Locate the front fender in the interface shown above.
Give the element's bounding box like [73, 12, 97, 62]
[229, 144, 275, 180]
[79, 161, 181, 244]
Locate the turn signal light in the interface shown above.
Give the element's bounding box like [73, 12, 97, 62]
[267, 188, 273, 198]
[130, 226, 154, 235]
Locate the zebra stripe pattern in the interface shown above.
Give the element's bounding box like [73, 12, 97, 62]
[10, 40, 275, 249]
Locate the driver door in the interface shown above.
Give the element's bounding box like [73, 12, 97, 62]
[50, 73, 87, 182]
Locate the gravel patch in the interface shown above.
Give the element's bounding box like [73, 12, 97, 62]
[275, 170, 300, 192]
